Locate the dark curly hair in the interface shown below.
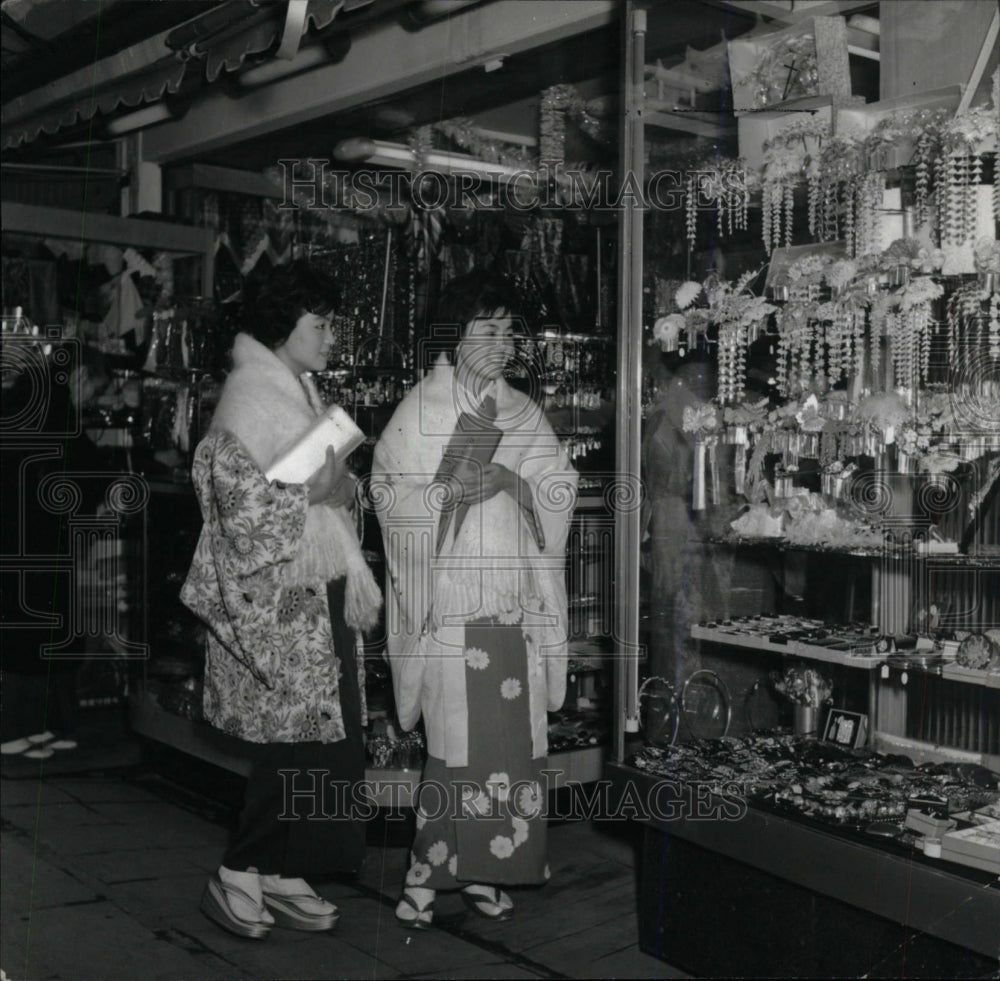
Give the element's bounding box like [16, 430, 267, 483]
[241, 260, 339, 349]
[428, 269, 524, 365]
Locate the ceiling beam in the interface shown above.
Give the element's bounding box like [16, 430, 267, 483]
[142, 0, 617, 164]
[708, 1, 877, 25]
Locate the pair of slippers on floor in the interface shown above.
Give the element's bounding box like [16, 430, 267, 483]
[397, 884, 514, 930]
[0, 731, 77, 760]
[201, 871, 339, 940]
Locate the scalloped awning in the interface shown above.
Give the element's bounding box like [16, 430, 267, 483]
[200, 0, 343, 83]
[3, 53, 187, 150]
[1, 0, 344, 150]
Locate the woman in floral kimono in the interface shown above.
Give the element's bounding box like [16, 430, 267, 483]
[371, 271, 577, 928]
[181, 261, 381, 940]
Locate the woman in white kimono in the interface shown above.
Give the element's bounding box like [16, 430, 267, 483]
[371, 271, 578, 928]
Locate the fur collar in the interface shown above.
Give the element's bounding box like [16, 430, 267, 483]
[209, 332, 381, 631]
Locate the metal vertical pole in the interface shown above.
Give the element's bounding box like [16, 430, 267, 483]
[612, 1, 645, 763]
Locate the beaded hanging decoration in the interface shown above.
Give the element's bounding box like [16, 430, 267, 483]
[914, 132, 934, 227]
[807, 173, 821, 239]
[717, 323, 749, 405]
[947, 283, 999, 366]
[937, 105, 999, 247]
[991, 292, 1000, 359]
[889, 277, 944, 389]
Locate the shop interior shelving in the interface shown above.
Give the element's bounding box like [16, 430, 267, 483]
[607, 3, 1000, 972]
[687, 528, 1000, 758]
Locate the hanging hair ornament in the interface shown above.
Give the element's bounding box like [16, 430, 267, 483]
[860, 172, 883, 259]
[989, 293, 1000, 359]
[761, 182, 774, 255]
[994, 65, 1000, 223]
[783, 183, 794, 248]
[894, 277, 944, 388]
[821, 301, 843, 388]
[715, 182, 725, 239]
[949, 152, 965, 246]
[938, 105, 998, 246]
[934, 153, 949, 246]
[823, 181, 838, 242]
[758, 117, 827, 253]
[914, 132, 933, 227]
[949, 256, 999, 365]
[776, 309, 792, 396]
[717, 322, 750, 405]
[966, 153, 982, 242]
[852, 306, 866, 378]
[807, 172, 821, 238]
[844, 178, 856, 258]
[686, 173, 697, 247]
[703, 270, 776, 404]
[868, 292, 895, 379]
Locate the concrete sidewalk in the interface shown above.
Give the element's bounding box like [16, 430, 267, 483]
[2, 766, 684, 980]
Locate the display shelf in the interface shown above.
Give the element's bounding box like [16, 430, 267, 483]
[940, 663, 1000, 689]
[691, 623, 883, 669]
[871, 731, 988, 767]
[703, 535, 1000, 566]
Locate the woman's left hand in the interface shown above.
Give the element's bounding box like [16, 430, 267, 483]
[326, 470, 359, 509]
[450, 462, 518, 505]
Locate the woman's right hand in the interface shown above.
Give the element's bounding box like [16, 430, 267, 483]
[306, 446, 346, 504]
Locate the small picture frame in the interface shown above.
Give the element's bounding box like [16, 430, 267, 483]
[822, 709, 868, 749]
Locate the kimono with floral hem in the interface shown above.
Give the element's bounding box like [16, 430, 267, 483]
[372, 359, 577, 767]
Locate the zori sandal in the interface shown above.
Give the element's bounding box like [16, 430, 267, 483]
[395, 890, 434, 930]
[461, 885, 513, 921]
[261, 883, 339, 932]
[200, 874, 272, 940]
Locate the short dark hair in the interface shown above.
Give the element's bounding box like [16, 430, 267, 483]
[431, 270, 523, 363]
[241, 260, 339, 349]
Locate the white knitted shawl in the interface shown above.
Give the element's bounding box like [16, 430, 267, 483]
[210, 333, 381, 631]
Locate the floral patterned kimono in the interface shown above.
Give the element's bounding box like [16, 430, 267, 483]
[372, 358, 577, 889]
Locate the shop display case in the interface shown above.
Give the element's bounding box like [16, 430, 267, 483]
[615, 318, 1000, 974]
[608, 3, 1000, 974]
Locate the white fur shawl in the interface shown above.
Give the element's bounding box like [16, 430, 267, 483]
[210, 333, 381, 631]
